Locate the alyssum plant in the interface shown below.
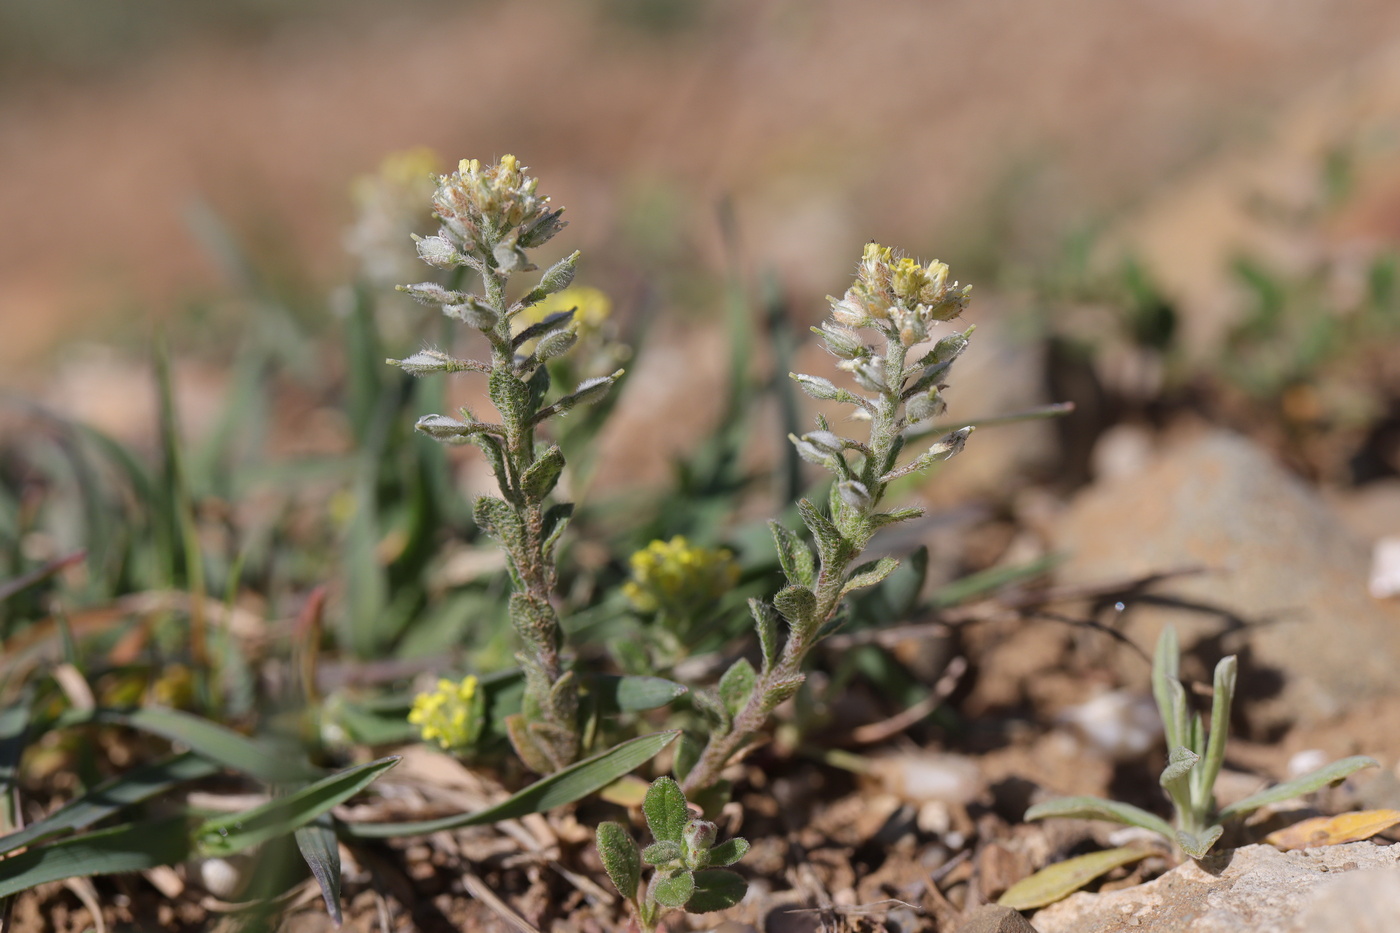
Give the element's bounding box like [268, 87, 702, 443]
[389, 155, 622, 773]
[679, 242, 976, 795]
[596, 777, 750, 932]
[1026, 626, 1378, 858]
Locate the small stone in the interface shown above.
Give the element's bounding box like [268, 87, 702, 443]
[954, 904, 1041, 933]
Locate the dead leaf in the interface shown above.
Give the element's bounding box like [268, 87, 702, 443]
[997, 846, 1151, 911]
[1264, 809, 1400, 851]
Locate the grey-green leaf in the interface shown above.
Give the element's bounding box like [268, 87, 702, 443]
[344, 731, 680, 838]
[473, 496, 526, 552]
[1177, 825, 1224, 859]
[1024, 796, 1175, 841]
[521, 445, 566, 501]
[749, 599, 780, 670]
[773, 585, 816, 629]
[1159, 746, 1200, 790]
[997, 847, 1151, 911]
[1219, 756, 1380, 820]
[197, 757, 399, 857]
[651, 870, 696, 909]
[295, 816, 343, 925]
[840, 556, 899, 597]
[593, 675, 688, 713]
[644, 777, 689, 845]
[718, 659, 757, 718]
[686, 868, 748, 913]
[596, 821, 641, 901]
[706, 837, 749, 868]
[642, 840, 683, 865]
[769, 521, 815, 588]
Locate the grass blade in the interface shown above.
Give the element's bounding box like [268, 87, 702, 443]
[0, 817, 191, 900]
[196, 756, 399, 857]
[345, 730, 679, 838]
[57, 707, 320, 783]
[0, 752, 218, 856]
[0, 702, 30, 832]
[295, 816, 343, 925]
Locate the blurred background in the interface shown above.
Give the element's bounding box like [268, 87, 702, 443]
[5, 0, 1400, 700]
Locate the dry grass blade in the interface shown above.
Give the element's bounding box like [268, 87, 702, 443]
[463, 871, 543, 933]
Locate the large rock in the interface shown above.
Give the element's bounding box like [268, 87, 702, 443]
[1031, 842, 1400, 933]
[1054, 428, 1400, 732]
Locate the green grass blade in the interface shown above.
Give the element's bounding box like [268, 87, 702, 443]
[344, 730, 680, 838]
[997, 846, 1151, 911]
[1219, 756, 1380, 820]
[0, 701, 30, 831]
[0, 816, 191, 900]
[295, 817, 343, 925]
[196, 757, 399, 857]
[1025, 796, 1175, 840]
[57, 707, 320, 783]
[0, 752, 218, 856]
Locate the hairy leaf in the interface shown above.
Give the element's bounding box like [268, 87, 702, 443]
[705, 837, 749, 868]
[521, 445, 566, 501]
[749, 599, 780, 670]
[718, 659, 757, 718]
[1176, 825, 1224, 859]
[773, 585, 816, 630]
[644, 777, 690, 844]
[1219, 756, 1380, 820]
[686, 868, 748, 913]
[596, 821, 641, 901]
[769, 521, 816, 588]
[840, 556, 899, 597]
[651, 870, 696, 909]
[1024, 796, 1175, 840]
[641, 840, 683, 865]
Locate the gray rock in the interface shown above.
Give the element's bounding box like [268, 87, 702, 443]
[1031, 842, 1400, 933]
[1054, 428, 1400, 732]
[955, 904, 1042, 933]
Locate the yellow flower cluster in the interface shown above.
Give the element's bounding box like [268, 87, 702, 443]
[623, 536, 740, 614]
[408, 675, 484, 753]
[831, 242, 971, 346]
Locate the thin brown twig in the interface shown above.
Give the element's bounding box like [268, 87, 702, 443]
[851, 656, 967, 745]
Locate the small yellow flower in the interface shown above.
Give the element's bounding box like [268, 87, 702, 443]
[408, 675, 484, 754]
[623, 536, 740, 614]
[514, 285, 613, 349]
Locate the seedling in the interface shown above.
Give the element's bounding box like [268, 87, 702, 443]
[1025, 625, 1378, 858]
[596, 777, 749, 931]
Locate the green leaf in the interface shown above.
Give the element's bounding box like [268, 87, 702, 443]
[769, 521, 815, 588]
[1219, 756, 1380, 820]
[796, 498, 847, 568]
[0, 817, 192, 900]
[642, 840, 683, 865]
[521, 445, 566, 501]
[644, 776, 689, 845]
[473, 496, 526, 552]
[197, 757, 399, 857]
[590, 675, 688, 713]
[996, 846, 1151, 911]
[840, 556, 899, 597]
[773, 585, 816, 629]
[762, 676, 805, 708]
[866, 506, 924, 529]
[705, 837, 749, 868]
[1176, 825, 1224, 859]
[345, 731, 680, 837]
[1151, 625, 1182, 750]
[56, 707, 319, 783]
[1024, 796, 1175, 840]
[0, 752, 218, 856]
[686, 868, 748, 913]
[718, 659, 756, 718]
[541, 502, 573, 560]
[1194, 654, 1237, 808]
[294, 816, 343, 925]
[749, 599, 781, 670]
[0, 701, 31, 827]
[651, 869, 695, 909]
[488, 369, 532, 435]
[672, 733, 701, 783]
[596, 821, 641, 901]
[1159, 746, 1199, 799]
